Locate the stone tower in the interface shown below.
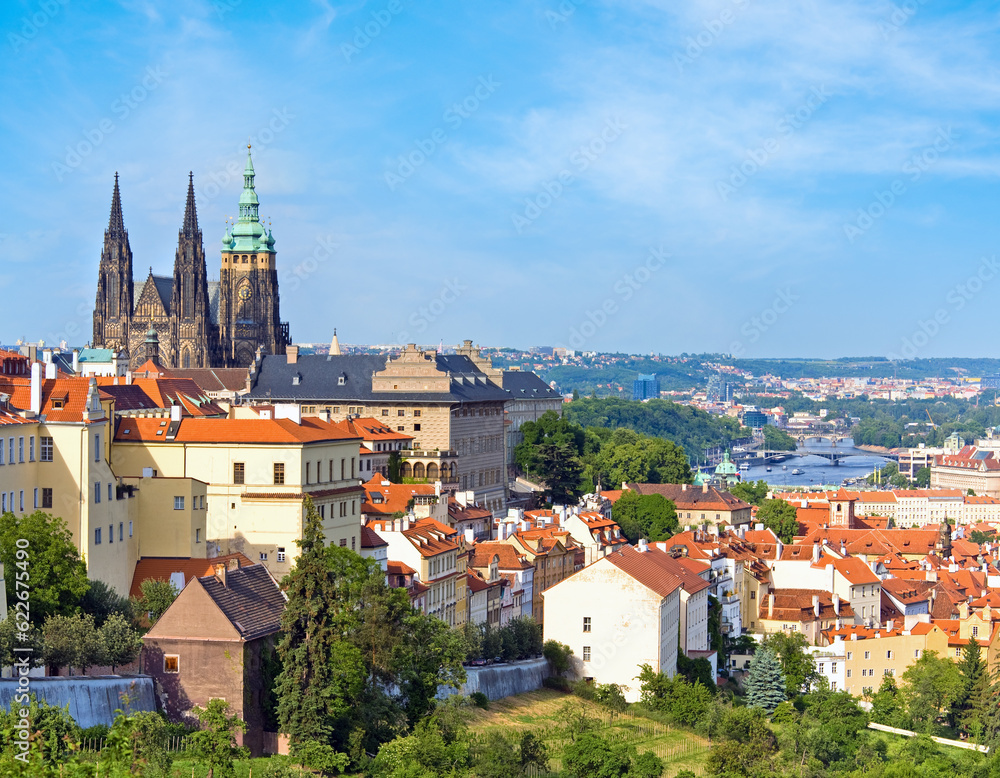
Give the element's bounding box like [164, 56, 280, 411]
[169, 173, 219, 368]
[93, 174, 134, 350]
[218, 145, 289, 367]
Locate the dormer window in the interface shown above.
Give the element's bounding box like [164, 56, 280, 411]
[292, 374, 301, 386]
[338, 376, 346, 385]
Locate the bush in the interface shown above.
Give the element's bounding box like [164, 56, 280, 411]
[470, 692, 490, 710]
[543, 640, 573, 676]
[543, 676, 571, 692]
[80, 723, 110, 742]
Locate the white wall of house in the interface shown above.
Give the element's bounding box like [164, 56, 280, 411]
[542, 559, 680, 702]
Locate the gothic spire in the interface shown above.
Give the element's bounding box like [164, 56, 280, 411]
[107, 172, 126, 237]
[181, 171, 199, 235]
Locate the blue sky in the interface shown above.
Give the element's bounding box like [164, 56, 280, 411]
[3, 0, 1000, 359]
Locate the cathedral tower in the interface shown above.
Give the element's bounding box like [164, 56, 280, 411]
[93, 174, 134, 350]
[169, 173, 218, 368]
[218, 145, 288, 367]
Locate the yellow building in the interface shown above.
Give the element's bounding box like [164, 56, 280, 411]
[110, 406, 364, 577]
[0, 365, 139, 595]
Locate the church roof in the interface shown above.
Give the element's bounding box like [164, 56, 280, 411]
[133, 276, 174, 316]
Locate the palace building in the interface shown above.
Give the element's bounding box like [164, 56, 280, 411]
[92, 146, 289, 369]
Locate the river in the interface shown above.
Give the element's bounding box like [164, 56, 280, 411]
[736, 438, 891, 489]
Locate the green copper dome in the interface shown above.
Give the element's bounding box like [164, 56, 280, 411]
[225, 145, 273, 253]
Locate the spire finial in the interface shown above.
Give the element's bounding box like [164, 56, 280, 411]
[107, 173, 126, 236]
[182, 172, 199, 234]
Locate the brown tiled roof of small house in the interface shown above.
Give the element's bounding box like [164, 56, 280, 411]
[129, 552, 254, 598]
[626, 483, 751, 513]
[197, 564, 286, 641]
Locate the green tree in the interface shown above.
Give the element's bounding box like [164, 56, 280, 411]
[563, 731, 662, 777]
[101, 612, 142, 672]
[612, 490, 679, 543]
[134, 578, 178, 625]
[80, 578, 135, 627]
[870, 674, 907, 729]
[729, 480, 769, 506]
[387, 450, 402, 483]
[189, 698, 248, 778]
[536, 442, 585, 504]
[0, 695, 81, 770]
[515, 411, 586, 476]
[761, 631, 818, 696]
[755, 499, 799, 543]
[42, 612, 105, 674]
[0, 510, 90, 626]
[761, 425, 796, 451]
[954, 636, 985, 734]
[543, 640, 573, 676]
[706, 707, 778, 778]
[744, 647, 787, 715]
[104, 709, 173, 778]
[915, 466, 931, 487]
[901, 650, 962, 733]
[0, 617, 42, 670]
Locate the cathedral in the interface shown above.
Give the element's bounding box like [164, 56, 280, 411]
[92, 146, 289, 369]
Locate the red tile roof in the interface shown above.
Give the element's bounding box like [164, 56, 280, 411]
[361, 474, 437, 515]
[115, 416, 361, 444]
[129, 553, 254, 598]
[627, 483, 751, 512]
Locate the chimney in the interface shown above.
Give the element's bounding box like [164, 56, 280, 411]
[214, 563, 227, 587]
[30, 362, 41, 414]
[638, 538, 648, 553]
[228, 557, 239, 571]
[887, 619, 894, 632]
[393, 518, 401, 532]
[702, 482, 708, 493]
[402, 517, 410, 531]
[768, 593, 775, 619]
[833, 592, 841, 616]
[656, 541, 667, 552]
[44, 361, 56, 379]
[465, 528, 475, 545]
[170, 404, 182, 422]
[812, 594, 820, 618]
[812, 541, 820, 564]
[776, 538, 784, 559]
[682, 484, 687, 491]
[286, 345, 299, 364]
[72, 348, 79, 373]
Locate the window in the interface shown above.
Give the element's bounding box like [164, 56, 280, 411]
[163, 655, 179, 673]
[108, 524, 113, 543]
[119, 523, 123, 542]
[18, 437, 24, 463]
[42, 488, 52, 509]
[351, 536, 356, 551]
[414, 410, 421, 417]
[750, 590, 755, 600]
[174, 496, 184, 510]
[94, 433, 100, 462]
[260, 552, 268, 561]
[18, 491, 23, 512]
[818, 663, 825, 673]
[864, 651, 870, 660]
[108, 483, 113, 501]
[195, 528, 201, 543]
[831, 662, 837, 673]
[277, 547, 286, 563]
[274, 463, 285, 484]
[94, 482, 101, 503]
[306, 462, 311, 484]
[887, 650, 893, 659]
[973, 625, 979, 638]
[7, 439, 12, 465]
[397, 426, 404, 432]
[2, 493, 6, 512]
[956, 647, 962, 657]
[233, 462, 244, 484]
[28, 437, 34, 462]
[413, 424, 421, 432]
[339, 538, 347, 547]
[129, 521, 133, 538]
[583, 617, 592, 633]
[95, 527, 102, 545]
[582, 646, 591, 662]
[341, 459, 345, 479]
[33, 488, 38, 509]
[397, 410, 405, 416]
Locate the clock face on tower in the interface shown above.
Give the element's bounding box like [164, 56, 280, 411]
[238, 285, 252, 301]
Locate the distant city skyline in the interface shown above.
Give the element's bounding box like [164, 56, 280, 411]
[4, 1, 1000, 358]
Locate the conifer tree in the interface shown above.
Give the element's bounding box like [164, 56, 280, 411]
[744, 647, 787, 715]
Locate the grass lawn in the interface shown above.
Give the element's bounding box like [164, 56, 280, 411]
[464, 689, 711, 776]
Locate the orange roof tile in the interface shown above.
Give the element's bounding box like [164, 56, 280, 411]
[115, 416, 361, 445]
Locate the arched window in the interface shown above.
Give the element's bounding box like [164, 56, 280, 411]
[402, 462, 412, 478]
[413, 462, 426, 480]
[182, 349, 191, 368]
[427, 463, 439, 479]
[108, 275, 119, 318]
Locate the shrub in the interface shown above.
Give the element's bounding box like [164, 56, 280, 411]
[470, 691, 490, 710]
[543, 676, 571, 692]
